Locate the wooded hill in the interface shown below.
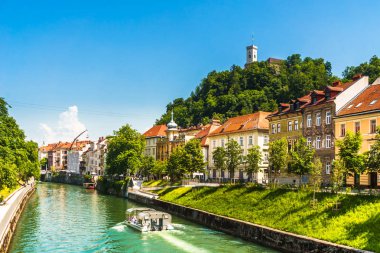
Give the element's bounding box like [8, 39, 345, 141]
[156, 54, 380, 127]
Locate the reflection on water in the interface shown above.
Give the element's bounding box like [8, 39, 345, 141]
[9, 183, 278, 253]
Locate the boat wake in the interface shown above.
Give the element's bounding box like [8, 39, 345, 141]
[156, 232, 210, 253]
[111, 222, 126, 232]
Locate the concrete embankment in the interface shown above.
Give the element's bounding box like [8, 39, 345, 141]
[128, 191, 372, 253]
[0, 183, 35, 253]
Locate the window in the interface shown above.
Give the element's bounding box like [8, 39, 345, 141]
[371, 120, 377, 134]
[307, 114, 312, 127]
[307, 137, 312, 147]
[264, 135, 269, 145]
[221, 139, 225, 147]
[370, 100, 377, 105]
[355, 122, 360, 133]
[326, 110, 331, 125]
[288, 121, 292, 132]
[316, 136, 321, 149]
[326, 160, 331, 175]
[341, 124, 346, 137]
[248, 136, 253, 145]
[348, 104, 353, 109]
[316, 112, 321, 126]
[355, 103, 362, 108]
[239, 137, 244, 146]
[213, 140, 216, 148]
[271, 124, 276, 134]
[294, 120, 299, 130]
[326, 135, 331, 148]
[264, 153, 268, 162]
[277, 123, 281, 133]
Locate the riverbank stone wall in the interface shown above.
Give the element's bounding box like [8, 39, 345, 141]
[127, 191, 372, 253]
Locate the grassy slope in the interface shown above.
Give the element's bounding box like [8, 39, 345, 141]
[142, 180, 181, 187]
[155, 185, 380, 252]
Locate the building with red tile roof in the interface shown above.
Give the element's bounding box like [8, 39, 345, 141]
[335, 79, 380, 188]
[142, 124, 168, 160]
[302, 75, 369, 185]
[207, 111, 271, 183]
[266, 75, 369, 185]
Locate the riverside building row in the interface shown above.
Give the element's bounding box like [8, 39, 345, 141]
[38, 137, 108, 176]
[144, 74, 380, 187]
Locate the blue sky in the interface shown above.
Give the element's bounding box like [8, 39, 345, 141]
[1, 0, 380, 145]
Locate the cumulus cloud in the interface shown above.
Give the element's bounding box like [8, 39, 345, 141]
[40, 106, 87, 143]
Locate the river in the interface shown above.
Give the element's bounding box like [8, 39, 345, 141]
[9, 183, 278, 253]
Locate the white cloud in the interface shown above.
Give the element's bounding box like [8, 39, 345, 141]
[40, 105, 87, 143]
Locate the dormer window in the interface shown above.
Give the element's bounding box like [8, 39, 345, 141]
[325, 91, 330, 100]
[370, 100, 377, 105]
[355, 103, 362, 108]
[312, 94, 317, 104]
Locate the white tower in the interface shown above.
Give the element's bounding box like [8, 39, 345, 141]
[166, 110, 178, 141]
[246, 45, 258, 65]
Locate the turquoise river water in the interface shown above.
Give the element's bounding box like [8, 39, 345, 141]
[9, 183, 278, 253]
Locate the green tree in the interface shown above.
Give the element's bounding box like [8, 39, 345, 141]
[151, 160, 167, 180]
[343, 55, 380, 83]
[106, 124, 145, 176]
[268, 138, 288, 185]
[336, 131, 366, 188]
[288, 137, 315, 186]
[225, 139, 243, 180]
[182, 139, 206, 175]
[331, 159, 345, 193]
[40, 157, 48, 170]
[167, 146, 186, 182]
[245, 145, 262, 181]
[156, 54, 335, 128]
[139, 156, 155, 178]
[212, 147, 226, 174]
[0, 98, 40, 190]
[309, 157, 322, 204]
[367, 127, 380, 172]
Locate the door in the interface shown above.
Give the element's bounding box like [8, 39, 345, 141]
[370, 172, 378, 188]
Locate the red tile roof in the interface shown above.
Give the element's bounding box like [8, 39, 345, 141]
[338, 84, 380, 116]
[209, 111, 270, 137]
[143, 125, 167, 138]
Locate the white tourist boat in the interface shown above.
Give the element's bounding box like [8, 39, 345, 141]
[126, 208, 174, 232]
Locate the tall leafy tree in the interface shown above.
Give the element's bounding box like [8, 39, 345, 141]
[0, 98, 40, 191]
[167, 146, 186, 182]
[268, 138, 288, 184]
[331, 159, 345, 193]
[343, 55, 380, 83]
[225, 139, 243, 179]
[139, 156, 155, 178]
[336, 131, 366, 188]
[367, 127, 380, 172]
[309, 157, 322, 203]
[212, 147, 226, 174]
[288, 137, 315, 186]
[182, 139, 205, 175]
[106, 124, 145, 176]
[245, 145, 262, 180]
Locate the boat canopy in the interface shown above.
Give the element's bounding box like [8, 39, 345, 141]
[137, 211, 172, 220]
[126, 207, 156, 213]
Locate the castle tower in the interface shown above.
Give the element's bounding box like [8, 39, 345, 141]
[246, 44, 258, 65]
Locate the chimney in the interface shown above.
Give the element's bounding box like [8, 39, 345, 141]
[353, 74, 362, 81]
[211, 119, 221, 126]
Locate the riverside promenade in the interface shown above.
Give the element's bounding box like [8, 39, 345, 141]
[0, 181, 35, 253]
